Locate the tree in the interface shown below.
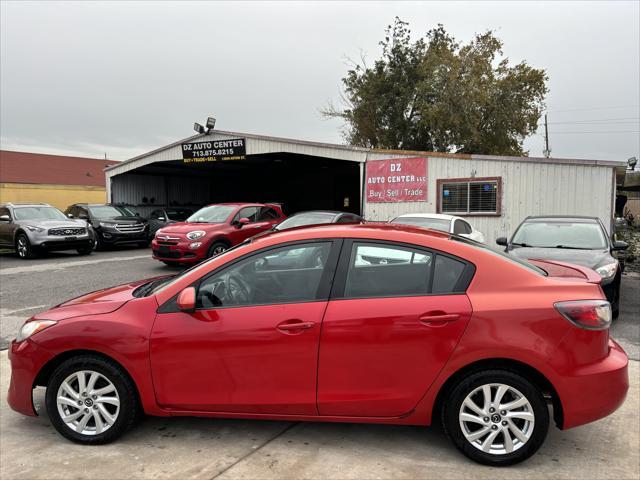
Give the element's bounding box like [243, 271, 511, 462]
[323, 18, 548, 156]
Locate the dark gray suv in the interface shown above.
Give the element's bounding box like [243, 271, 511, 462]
[0, 203, 94, 259]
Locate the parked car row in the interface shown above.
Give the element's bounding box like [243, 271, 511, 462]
[1, 202, 628, 319]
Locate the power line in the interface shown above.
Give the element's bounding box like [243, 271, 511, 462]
[546, 131, 640, 134]
[548, 104, 640, 113]
[547, 117, 640, 125]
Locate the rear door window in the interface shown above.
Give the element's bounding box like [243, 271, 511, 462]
[344, 243, 433, 298]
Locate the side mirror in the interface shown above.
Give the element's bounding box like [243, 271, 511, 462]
[613, 240, 629, 251]
[157, 216, 166, 221]
[235, 217, 250, 228]
[496, 236, 508, 246]
[67, 213, 74, 218]
[0, 215, 10, 222]
[177, 287, 196, 313]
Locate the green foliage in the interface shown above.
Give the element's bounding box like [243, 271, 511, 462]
[324, 18, 549, 155]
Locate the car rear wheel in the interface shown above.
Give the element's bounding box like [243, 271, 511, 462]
[442, 370, 549, 466]
[45, 355, 139, 444]
[207, 241, 228, 258]
[15, 233, 36, 259]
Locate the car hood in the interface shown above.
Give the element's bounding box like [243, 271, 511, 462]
[21, 219, 87, 228]
[32, 277, 164, 321]
[508, 246, 613, 269]
[157, 222, 226, 234]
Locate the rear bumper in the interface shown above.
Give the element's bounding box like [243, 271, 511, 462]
[7, 339, 55, 417]
[559, 339, 629, 429]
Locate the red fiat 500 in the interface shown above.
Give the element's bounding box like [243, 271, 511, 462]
[151, 202, 284, 265]
[8, 225, 628, 466]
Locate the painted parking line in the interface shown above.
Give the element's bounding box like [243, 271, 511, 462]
[0, 254, 150, 276]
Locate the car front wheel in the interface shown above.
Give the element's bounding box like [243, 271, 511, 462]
[207, 241, 228, 258]
[15, 233, 36, 259]
[45, 355, 139, 444]
[442, 370, 549, 466]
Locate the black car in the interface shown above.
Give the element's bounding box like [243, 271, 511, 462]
[274, 210, 364, 231]
[147, 207, 194, 235]
[65, 203, 150, 250]
[496, 216, 628, 317]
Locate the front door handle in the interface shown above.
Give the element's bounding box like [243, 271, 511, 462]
[277, 320, 315, 334]
[419, 313, 460, 326]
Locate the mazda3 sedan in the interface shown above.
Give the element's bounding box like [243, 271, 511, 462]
[7, 224, 628, 466]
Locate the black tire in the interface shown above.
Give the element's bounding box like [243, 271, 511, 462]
[162, 261, 176, 266]
[611, 282, 620, 320]
[15, 233, 36, 259]
[94, 234, 106, 251]
[45, 355, 139, 444]
[207, 241, 228, 258]
[441, 370, 549, 466]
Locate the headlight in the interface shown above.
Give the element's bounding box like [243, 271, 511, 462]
[596, 261, 618, 280]
[99, 222, 115, 228]
[186, 230, 206, 240]
[25, 225, 45, 233]
[16, 320, 57, 342]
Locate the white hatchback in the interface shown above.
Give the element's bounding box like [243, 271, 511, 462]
[389, 213, 485, 243]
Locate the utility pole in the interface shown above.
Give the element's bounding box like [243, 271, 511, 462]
[543, 113, 551, 158]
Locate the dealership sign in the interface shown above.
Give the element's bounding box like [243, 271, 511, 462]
[365, 157, 428, 202]
[181, 138, 246, 163]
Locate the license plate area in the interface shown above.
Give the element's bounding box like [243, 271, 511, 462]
[158, 245, 170, 254]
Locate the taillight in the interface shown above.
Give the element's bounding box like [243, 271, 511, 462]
[554, 300, 612, 330]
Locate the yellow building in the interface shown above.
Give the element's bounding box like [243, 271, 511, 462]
[0, 150, 118, 210]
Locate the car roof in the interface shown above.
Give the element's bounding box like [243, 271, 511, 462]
[393, 213, 457, 221]
[2, 202, 51, 207]
[287, 210, 352, 217]
[524, 215, 599, 223]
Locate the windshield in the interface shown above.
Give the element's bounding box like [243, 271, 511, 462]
[187, 205, 236, 223]
[167, 209, 192, 221]
[276, 212, 336, 230]
[88, 205, 138, 219]
[390, 216, 451, 232]
[512, 221, 607, 249]
[13, 206, 68, 221]
[454, 236, 547, 276]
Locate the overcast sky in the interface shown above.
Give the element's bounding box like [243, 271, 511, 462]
[1, 1, 638, 162]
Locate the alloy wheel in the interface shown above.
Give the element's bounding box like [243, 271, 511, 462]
[56, 370, 121, 436]
[212, 245, 227, 255]
[458, 383, 535, 455]
[17, 237, 28, 258]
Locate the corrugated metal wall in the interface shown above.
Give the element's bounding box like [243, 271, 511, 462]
[111, 173, 211, 217]
[363, 154, 615, 245]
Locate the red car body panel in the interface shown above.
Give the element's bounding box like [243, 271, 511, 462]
[7, 225, 628, 433]
[317, 295, 472, 417]
[151, 203, 284, 264]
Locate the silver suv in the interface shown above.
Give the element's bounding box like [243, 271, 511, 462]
[0, 203, 94, 259]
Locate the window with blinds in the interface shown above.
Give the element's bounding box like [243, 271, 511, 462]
[439, 178, 500, 214]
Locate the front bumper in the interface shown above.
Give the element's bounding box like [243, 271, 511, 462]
[7, 339, 55, 417]
[29, 231, 93, 251]
[151, 238, 206, 264]
[558, 339, 629, 429]
[98, 228, 149, 245]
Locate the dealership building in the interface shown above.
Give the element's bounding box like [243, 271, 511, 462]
[105, 130, 625, 244]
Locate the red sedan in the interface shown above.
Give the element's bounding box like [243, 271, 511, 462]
[151, 202, 284, 265]
[7, 224, 628, 465]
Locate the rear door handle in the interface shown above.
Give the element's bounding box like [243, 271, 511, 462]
[419, 313, 460, 326]
[277, 320, 315, 333]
